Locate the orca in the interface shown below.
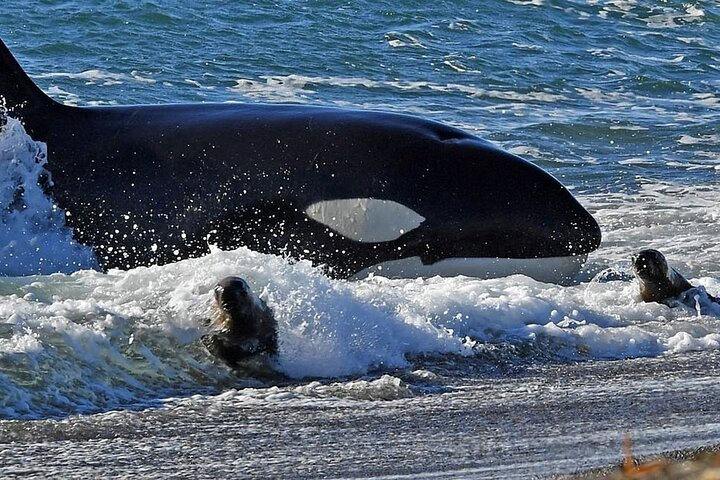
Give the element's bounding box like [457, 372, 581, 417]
[0, 37, 601, 282]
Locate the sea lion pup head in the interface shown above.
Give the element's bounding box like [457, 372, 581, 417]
[632, 249, 669, 283]
[213, 276, 260, 329]
[631, 249, 692, 304]
[204, 276, 278, 366]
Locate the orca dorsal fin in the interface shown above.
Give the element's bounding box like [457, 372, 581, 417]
[0, 37, 58, 117]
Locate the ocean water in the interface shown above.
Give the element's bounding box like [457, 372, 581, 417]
[0, 1, 719, 478]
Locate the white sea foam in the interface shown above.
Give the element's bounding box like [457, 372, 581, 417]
[583, 181, 720, 275]
[0, 117, 97, 276]
[384, 32, 428, 49]
[1, 216, 719, 419]
[643, 4, 705, 28]
[228, 74, 567, 104]
[174, 374, 415, 408]
[37, 70, 156, 85]
[505, 0, 545, 6]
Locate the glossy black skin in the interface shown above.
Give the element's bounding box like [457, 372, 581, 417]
[1, 38, 602, 277]
[202, 276, 277, 366]
[632, 249, 718, 305]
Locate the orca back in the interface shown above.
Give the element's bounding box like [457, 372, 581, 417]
[0, 38, 58, 117]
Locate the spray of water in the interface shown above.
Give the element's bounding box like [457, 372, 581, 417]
[0, 116, 97, 276]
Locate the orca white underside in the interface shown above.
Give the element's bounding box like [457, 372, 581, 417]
[351, 255, 588, 284]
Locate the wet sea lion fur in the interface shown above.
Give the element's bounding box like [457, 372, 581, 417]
[202, 276, 278, 367]
[632, 249, 718, 306]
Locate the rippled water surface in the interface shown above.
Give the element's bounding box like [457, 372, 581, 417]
[0, 1, 719, 478]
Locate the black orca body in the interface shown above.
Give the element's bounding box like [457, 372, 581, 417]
[0, 38, 601, 281]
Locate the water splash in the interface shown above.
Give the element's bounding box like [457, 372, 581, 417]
[0, 117, 97, 275]
[1, 239, 719, 419]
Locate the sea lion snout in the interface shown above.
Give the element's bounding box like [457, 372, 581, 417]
[214, 276, 253, 317]
[632, 249, 668, 280]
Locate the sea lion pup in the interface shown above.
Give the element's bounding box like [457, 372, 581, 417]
[632, 249, 719, 306]
[202, 276, 278, 367]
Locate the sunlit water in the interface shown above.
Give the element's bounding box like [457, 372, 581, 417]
[0, 1, 719, 478]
